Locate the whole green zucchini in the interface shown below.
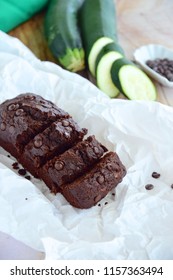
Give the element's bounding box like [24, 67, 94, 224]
[45, 0, 85, 72]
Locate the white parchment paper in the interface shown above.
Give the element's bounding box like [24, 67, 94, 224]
[0, 31, 173, 260]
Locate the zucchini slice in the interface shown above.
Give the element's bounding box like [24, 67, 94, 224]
[90, 40, 124, 77]
[95, 42, 124, 72]
[45, 0, 85, 72]
[88, 37, 114, 77]
[111, 58, 157, 100]
[96, 51, 123, 98]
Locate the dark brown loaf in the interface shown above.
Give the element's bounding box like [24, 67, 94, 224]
[62, 152, 126, 209]
[0, 93, 126, 209]
[21, 118, 87, 177]
[0, 93, 69, 159]
[39, 135, 107, 193]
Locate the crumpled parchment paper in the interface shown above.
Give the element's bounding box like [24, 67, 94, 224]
[0, 31, 173, 260]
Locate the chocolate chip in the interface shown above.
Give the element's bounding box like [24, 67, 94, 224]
[152, 172, 160, 179]
[145, 184, 154, 190]
[107, 162, 117, 171]
[146, 58, 173, 81]
[66, 126, 72, 132]
[64, 131, 70, 138]
[15, 108, 24, 116]
[39, 100, 45, 104]
[12, 162, 19, 170]
[24, 95, 35, 100]
[167, 72, 173, 81]
[93, 147, 99, 154]
[1, 111, 7, 118]
[105, 202, 108, 205]
[100, 186, 106, 192]
[18, 169, 27, 176]
[114, 173, 120, 179]
[107, 163, 113, 171]
[0, 122, 6, 131]
[7, 155, 10, 158]
[8, 104, 16, 111]
[34, 136, 43, 148]
[97, 175, 105, 184]
[94, 194, 102, 203]
[36, 105, 42, 110]
[62, 120, 70, 127]
[55, 160, 64, 171]
[47, 111, 53, 117]
[25, 175, 31, 180]
[171, 184, 173, 189]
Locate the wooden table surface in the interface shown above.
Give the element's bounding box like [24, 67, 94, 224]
[8, 0, 173, 106]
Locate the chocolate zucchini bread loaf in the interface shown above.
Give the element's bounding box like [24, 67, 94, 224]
[0, 93, 126, 209]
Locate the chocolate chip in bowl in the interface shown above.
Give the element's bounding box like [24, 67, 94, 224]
[146, 58, 173, 81]
[134, 44, 173, 87]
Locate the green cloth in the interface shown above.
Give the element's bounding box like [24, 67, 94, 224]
[0, 0, 49, 32]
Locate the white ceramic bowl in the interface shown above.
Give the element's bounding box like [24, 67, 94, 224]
[134, 44, 173, 87]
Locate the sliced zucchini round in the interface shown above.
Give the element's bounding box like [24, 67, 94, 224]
[88, 37, 114, 77]
[111, 58, 157, 100]
[96, 51, 123, 98]
[95, 42, 125, 73]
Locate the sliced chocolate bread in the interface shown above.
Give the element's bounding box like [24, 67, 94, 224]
[0, 93, 127, 209]
[20, 118, 87, 177]
[62, 152, 126, 209]
[0, 93, 69, 159]
[39, 135, 107, 193]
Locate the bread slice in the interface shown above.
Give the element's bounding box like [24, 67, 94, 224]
[62, 152, 126, 209]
